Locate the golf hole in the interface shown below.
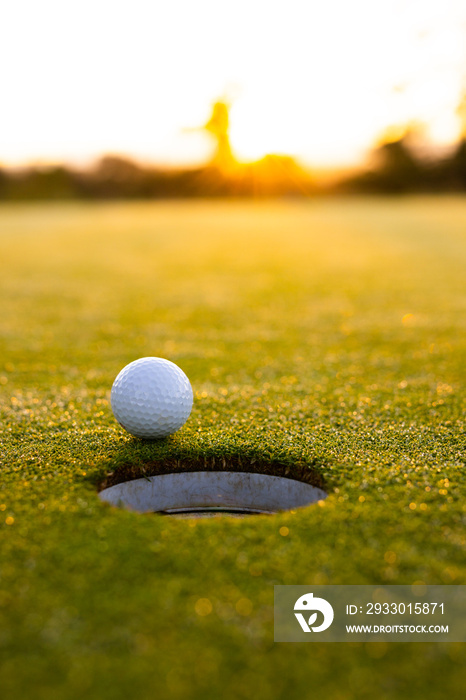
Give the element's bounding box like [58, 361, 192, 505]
[99, 471, 327, 518]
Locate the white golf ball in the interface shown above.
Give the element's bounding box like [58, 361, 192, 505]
[110, 357, 193, 438]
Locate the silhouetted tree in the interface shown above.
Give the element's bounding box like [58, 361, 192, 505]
[1, 166, 78, 200]
[0, 167, 6, 198]
[203, 100, 235, 171]
[449, 90, 466, 189]
[448, 139, 466, 190]
[371, 133, 424, 191]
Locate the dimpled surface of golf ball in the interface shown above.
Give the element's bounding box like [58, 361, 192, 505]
[111, 357, 193, 439]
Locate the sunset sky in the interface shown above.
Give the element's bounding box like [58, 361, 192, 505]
[1, 0, 466, 168]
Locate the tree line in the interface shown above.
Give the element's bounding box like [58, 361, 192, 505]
[1, 134, 465, 200]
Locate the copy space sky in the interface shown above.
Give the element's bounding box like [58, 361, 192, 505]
[1, 0, 466, 168]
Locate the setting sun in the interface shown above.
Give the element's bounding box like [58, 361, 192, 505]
[1, 0, 466, 168]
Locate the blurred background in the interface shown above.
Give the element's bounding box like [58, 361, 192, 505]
[1, 0, 466, 199]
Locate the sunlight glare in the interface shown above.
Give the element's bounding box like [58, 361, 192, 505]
[0, 0, 465, 167]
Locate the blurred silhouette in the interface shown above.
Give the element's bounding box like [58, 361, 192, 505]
[348, 128, 424, 193]
[80, 156, 153, 199]
[185, 98, 314, 196]
[0, 165, 78, 200]
[448, 89, 466, 189]
[449, 140, 466, 189]
[0, 167, 6, 198]
[203, 100, 235, 172]
[2, 95, 466, 199]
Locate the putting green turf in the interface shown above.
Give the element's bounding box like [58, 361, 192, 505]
[1, 198, 465, 699]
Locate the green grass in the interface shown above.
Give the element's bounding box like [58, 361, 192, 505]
[1, 198, 465, 699]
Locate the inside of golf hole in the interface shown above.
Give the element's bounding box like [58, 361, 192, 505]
[98, 471, 327, 518]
